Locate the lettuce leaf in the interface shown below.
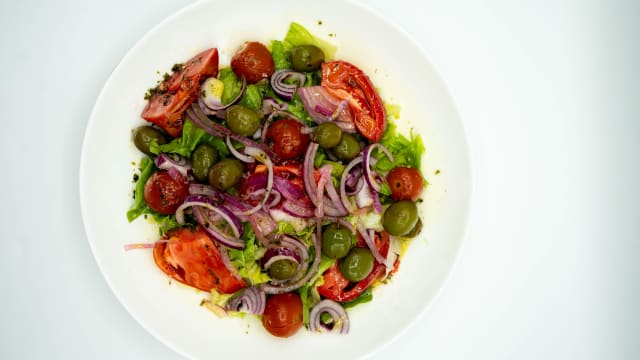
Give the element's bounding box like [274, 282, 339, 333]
[271, 40, 291, 70]
[218, 67, 243, 105]
[284, 22, 336, 59]
[342, 287, 373, 309]
[126, 157, 155, 222]
[375, 120, 426, 172]
[228, 224, 270, 285]
[238, 83, 265, 111]
[149, 119, 228, 159]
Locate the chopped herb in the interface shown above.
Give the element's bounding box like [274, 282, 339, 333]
[435, 169, 440, 175]
[171, 63, 184, 72]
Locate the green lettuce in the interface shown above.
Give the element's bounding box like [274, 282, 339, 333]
[228, 224, 271, 285]
[271, 40, 291, 70]
[238, 83, 265, 111]
[126, 157, 155, 222]
[342, 287, 373, 309]
[374, 120, 426, 172]
[149, 119, 228, 159]
[219, 68, 243, 105]
[284, 22, 337, 59]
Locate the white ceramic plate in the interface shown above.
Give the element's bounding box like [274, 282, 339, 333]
[80, 0, 471, 358]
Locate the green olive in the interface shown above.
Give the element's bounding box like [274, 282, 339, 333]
[315, 122, 342, 149]
[191, 144, 218, 182]
[332, 133, 361, 161]
[133, 126, 166, 156]
[404, 217, 423, 238]
[340, 248, 375, 282]
[268, 259, 298, 280]
[289, 45, 325, 72]
[226, 105, 260, 136]
[322, 224, 354, 259]
[382, 200, 419, 236]
[208, 158, 243, 191]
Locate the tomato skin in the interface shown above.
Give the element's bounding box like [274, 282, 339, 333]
[142, 48, 219, 137]
[319, 232, 390, 302]
[386, 167, 424, 201]
[143, 170, 189, 215]
[262, 293, 303, 338]
[231, 42, 275, 84]
[153, 227, 246, 293]
[321, 61, 386, 142]
[266, 119, 310, 160]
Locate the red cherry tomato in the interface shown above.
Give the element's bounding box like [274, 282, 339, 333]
[143, 170, 189, 215]
[262, 293, 303, 337]
[142, 48, 219, 137]
[230, 42, 275, 84]
[321, 61, 386, 142]
[386, 167, 424, 201]
[153, 227, 246, 293]
[266, 119, 310, 160]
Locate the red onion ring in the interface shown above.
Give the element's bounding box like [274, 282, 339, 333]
[303, 142, 320, 207]
[339, 156, 363, 214]
[270, 70, 306, 100]
[282, 200, 315, 218]
[226, 286, 266, 315]
[262, 247, 302, 269]
[260, 231, 321, 294]
[226, 136, 255, 163]
[309, 299, 350, 334]
[362, 143, 395, 192]
[320, 164, 348, 216]
[177, 195, 245, 249]
[262, 97, 288, 115]
[187, 103, 279, 161]
[200, 75, 247, 111]
[237, 147, 274, 216]
[155, 153, 191, 177]
[356, 223, 387, 265]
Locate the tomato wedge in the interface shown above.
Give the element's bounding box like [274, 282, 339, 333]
[142, 48, 219, 137]
[321, 61, 386, 142]
[153, 226, 246, 293]
[318, 232, 390, 302]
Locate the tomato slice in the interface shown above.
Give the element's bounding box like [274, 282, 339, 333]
[153, 227, 246, 293]
[318, 232, 390, 302]
[321, 61, 386, 142]
[141, 48, 219, 137]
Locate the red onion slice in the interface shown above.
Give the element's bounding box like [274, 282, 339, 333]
[187, 103, 279, 161]
[155, 153, 191, 178]
[282, 200, 315, 218]
[270, 70, 306, 100]
[309, 299, 350, 334]
[362, 143, 395, 192]
[339, 156, 363, 214]
[226, 286, 266, 315]
[237, 147, 274, 216]
[357, 223, 387, 266]
[176, 195, 245, 249]
[200, 75, 247, 111]
[262, 97, 288, 115]
[261, 247, 302, 270]
[303, 142, 320, 206]
[298, 86, 354, 124]
[260, 232, 321, 294]
[320, 164, 348, 216]
[226, 136, 255, 163]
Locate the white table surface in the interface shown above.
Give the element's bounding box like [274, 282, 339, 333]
[1, 0, 638, 359]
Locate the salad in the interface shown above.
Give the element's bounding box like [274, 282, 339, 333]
[127, 22, 426, 337]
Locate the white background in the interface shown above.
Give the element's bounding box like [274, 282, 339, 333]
[1, 0, 638, 359]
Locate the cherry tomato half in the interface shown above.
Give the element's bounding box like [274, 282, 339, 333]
[230, 41, 275, 84]
[262, 293, 303, 338]
[143, 170, 189, 215]
[321, 61, 386, 142]
[153, 227, 246, 293]
[386, 167, 424, 201]
[142, 48, 219, 137]
[266, 119, 310, 160]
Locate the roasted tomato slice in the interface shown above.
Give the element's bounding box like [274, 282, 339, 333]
[153, 226, 246, 293]
[321, 61, 386, 142]
[318, 232, 390, 302]
[141, 48, 219, 137]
